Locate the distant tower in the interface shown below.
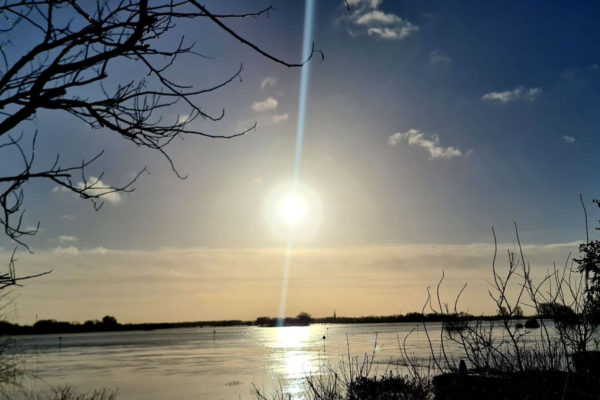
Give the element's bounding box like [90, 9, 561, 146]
[333, 309, 337, 320]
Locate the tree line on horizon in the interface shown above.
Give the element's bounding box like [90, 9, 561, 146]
[0, 305, 579, 336]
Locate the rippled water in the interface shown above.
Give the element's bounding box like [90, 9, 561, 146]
[7, 322, 540, 399]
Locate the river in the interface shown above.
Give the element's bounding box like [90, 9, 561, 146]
[8, 322, 541, 399]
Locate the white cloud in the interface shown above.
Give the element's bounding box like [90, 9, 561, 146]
[53, 178, 122, 204]
[176, 114, 190, 124]
[260, 77, 277, 90]
[355, 10, 401, 25]
[563, 135, 576, 143]
[52, 246, 79, 255]
[341, 0, 417, 41]
[482, 87, 542, 103]
[251, 97, 278, 112]
[57, 235, 78, 243]
[270, 113, 289, 124]
[367, 25, 417, 40]
[430, 50, 452, 65]
[76, 177, 122, 204]
[61, 214, 75, 220]
[88, 247, 108, 255]
[347, 0, 382, 7]
[388, 129, 468, 159]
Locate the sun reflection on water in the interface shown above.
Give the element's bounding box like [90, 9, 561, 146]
[276, 326, 309, 349]
[268, 326, 320, 398]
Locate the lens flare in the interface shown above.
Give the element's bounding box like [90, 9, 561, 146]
[277, 0, 316, 326]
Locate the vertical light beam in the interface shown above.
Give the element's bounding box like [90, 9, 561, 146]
[294, 0, 315, 180]
[277, 0, 315, 326]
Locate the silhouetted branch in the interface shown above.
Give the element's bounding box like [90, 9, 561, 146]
[0, 132, 147, 251]
[188, 0, 323, 67]
[0, 248, 51, 290]
[0, 0, 309, 250]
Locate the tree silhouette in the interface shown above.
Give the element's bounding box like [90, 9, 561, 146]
[0, 1, 319, 286]
[102, 315, 118, 327]
[574, 198, 600, 325]
[296, 312, 312, 324]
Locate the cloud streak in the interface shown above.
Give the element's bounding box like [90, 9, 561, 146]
[8, 241, 579, 324]
[57, 235, 78, 243]
[260, 77, 276, 90]
[482, 87, 542, 103]
[77, 177, 122, 204]
[430, 50, 452, 65]
[270, 113, 289, 124]
[251, 97, 278, 112]
[342, 0, 418, 41]
[388, 129, 468, 159]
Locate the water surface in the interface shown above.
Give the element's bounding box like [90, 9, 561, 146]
[9, 322, 533, 399]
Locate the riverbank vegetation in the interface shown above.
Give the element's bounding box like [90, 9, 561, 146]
[1, 311, 540, 336]
[255, 200, 600, 399]
[0, 316, 251, 336]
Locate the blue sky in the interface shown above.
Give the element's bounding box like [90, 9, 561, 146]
[1, 0, 599, 322]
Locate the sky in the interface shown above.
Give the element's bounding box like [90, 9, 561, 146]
[1, 0, 600, 324]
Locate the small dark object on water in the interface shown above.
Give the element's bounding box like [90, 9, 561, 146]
[524, 318, 540, 329]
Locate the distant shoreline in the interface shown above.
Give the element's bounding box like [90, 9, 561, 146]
[0, 312, 539, 336]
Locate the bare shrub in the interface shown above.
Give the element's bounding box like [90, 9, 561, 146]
[403, 224, 595, 376]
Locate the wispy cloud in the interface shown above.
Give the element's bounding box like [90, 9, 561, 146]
[342, 0, 418, 41]
[563, 135, 576, 144]
[430, 50, 452, 65]
[482, 87, 542, 103]
[388, 129, 468, 159]
[8, 241, 579, 323]
[53, 179, 121, 204]
[355, 10, 401, 25]
[347, 0, 382, 8]
[61, 214, 76, 220]
[57, 235, 78, 243]
[76, 177, 122, 204]
[52, 186, 69, 194]
[176, 114, 190, 124]
[251, 97, 278, 112]
[260, 77, 277, 90]
[52, 246, 79, 255]
[270, 113, 289, 124]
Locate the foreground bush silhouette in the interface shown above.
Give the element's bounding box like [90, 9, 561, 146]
[348, 375, 430, 400]
[31, 386, 117, 400]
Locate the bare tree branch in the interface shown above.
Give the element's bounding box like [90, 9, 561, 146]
[0, 1, 318, 291]
[0, 0, 310, 253]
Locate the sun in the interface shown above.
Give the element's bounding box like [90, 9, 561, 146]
[264, 181, 322, 241]
[280, 195, 307, 226]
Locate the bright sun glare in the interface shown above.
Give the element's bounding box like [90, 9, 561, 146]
[264, 181, 321, 241]
[281, 195, 307, 226]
